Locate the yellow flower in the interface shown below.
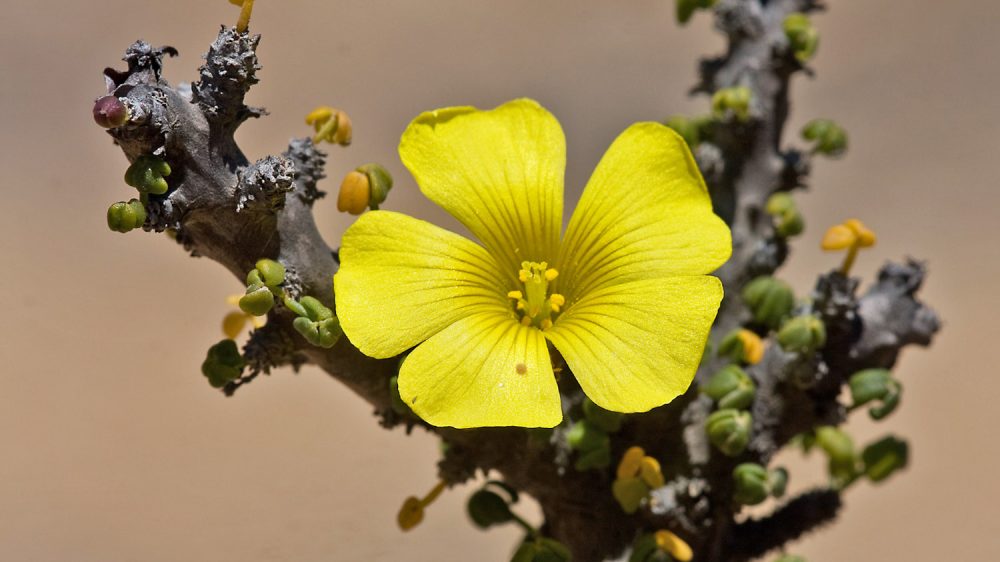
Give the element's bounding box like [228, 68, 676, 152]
[334, 99, 731, 428]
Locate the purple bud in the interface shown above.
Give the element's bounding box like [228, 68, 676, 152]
[93, 96, 129, 128]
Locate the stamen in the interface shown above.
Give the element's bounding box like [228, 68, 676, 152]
[545, 268, 559, 281]
[507, 290, 523, 300]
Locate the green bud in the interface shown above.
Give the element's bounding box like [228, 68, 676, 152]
[706, 408, 752, 457]
[254, 259, 286, 288]
[282, 295, 308, 317]
[583, 397, 624, 432]
[742, 276, 796, 330]
[612, 476, 649, 515]
[664, 114, 710, 148]
[300, 296, 334, 321]
[124, 155, 171, 195]
[467, 489, 513, 529]
[107, 199, 147, 233]
[769, 467, 789, 498]
[732, 463, 769, 505]
[862, 435, 908, 483]
[701, 365, 756, 410]
[574, 446, 612, 472]
[357, 163, 394, 210]
[801, 119, 848, 157]
[512, 538, 572, 562]
[815, 426, 858, 486]
[201, 339, 245, 388]
[293, 316, 342, 348]
[777, 315, 826, 354]
[712, 86, 752, 122]
[849, 368, 902, 420]
[567, 420, 609, 453]
[783, 13, 819, 63]
[239, 284, 275, 316]
[766, 193, 805, 238]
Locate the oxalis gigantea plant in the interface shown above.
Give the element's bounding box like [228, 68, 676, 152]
[92, 1, 940, 561]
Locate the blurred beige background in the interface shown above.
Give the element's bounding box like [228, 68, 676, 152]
[1, 1, 998, 560]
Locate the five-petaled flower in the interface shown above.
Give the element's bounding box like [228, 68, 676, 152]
[334, 99, 731, 428]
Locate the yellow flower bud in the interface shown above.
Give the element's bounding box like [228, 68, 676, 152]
[338, 170, 371, 215]
[639, 456, 665, 489]
[617, 446, 646, 479]
[306, 106, 353, 146]
[822, 218, 877, 274]
[654, 530, 694, 562]
[396, 497, 424, 531]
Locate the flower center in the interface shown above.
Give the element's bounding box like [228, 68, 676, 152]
[507, 261, 565, 330]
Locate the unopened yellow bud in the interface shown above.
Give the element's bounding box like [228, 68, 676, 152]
[821, 224, 856, 251]
[396, 497, 424, 531]
[639, 456, 665, 489]
[654, 530, 694, 562]
[738, 329, 765, 365]
[337, 171, 370, 215]
[306, 106, 353, 146]
[822, 219, 876, 274]
[222, 311, 248, 339]
[617, 446, 646, 479]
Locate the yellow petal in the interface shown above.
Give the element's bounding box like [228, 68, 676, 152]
[397, 311, 561, 428]
[545, 276, 723, 413]
[335, 211, 510, 359]
[556, 123, 731, 301]
[399, 99, 565, 280]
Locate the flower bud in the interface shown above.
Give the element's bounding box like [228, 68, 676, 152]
[201, 339, 245, 388]
[639, 456, 665, 489]
[783, 13, 819, 63]
[93, 95, 130, 128]
[107, 199, 147, 233]
[612, 476, 649, 515]
[766, 193, 805, 238]
[712, 86, 752, 122]
[337, 171, 370, 215]
[617, 446, 646, 480]
[732, 463, 769, 505]
[396, 497, 424, 531]
[849, 368, 902, 420]
[357, 163, 394, 209]
[254, 258, 286, 288]
[664, 114, 709, 148]
[742, 276, 796, 330]
[466, 489, 513, 529]
[124, 155, 171, 195]
[706, 409, 752, 457]
[815, 426, 858, 486]
[701, 365, 756, 410]
[777, 315, 826, 354]
[801, 119, 847, 157]
[583, 397, 624, 432]
[306, 106, 352, 146]
[769, 467, 789, 498]
[567, 420, 609, 453]
[239, 284, 275, 316]
[861, 435, 908, 483]
[718, 329, 765, 365]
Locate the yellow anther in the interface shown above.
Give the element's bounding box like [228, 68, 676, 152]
[516, 302, 526, 311]
[737, 329, 765, 365]
[545, 268, 559, 281]
[397, 481, 446, 532]
[549, 294, 566, 307]
[540, 319, 553, 330]
[306, 106, 353, 146]
[521, 316, 532, 326]
[822, 218, 877, 275]
[639, 456, 665, 489]
[617, 446, 646, 479]
[654, 530, 694, 562]
[507, 291, 523, 300]
[519, 269, 530, 283]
